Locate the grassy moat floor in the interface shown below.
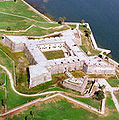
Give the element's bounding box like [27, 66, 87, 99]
[43, 50, 65, 60]
[4, 96, 119, 120]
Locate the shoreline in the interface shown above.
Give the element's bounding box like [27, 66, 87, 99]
[6, 0, 119, 67]
[21, 0, 52, 22]
[2, 0, 119, 67]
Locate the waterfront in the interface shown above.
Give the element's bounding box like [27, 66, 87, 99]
[25, 0, 119, 61]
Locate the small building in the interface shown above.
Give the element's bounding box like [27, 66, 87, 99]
[62, 76, 88, 94]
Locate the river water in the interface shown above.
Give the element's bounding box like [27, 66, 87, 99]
[25, 0, 119, 61]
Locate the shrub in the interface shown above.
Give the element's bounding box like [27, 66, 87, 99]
[94, 90, 105, 100]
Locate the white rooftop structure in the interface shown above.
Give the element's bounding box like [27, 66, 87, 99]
[5, 35, 27, 44]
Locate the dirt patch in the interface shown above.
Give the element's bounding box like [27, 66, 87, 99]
[60, 92, 82, 98]
[43, 96, 63, 104]
[42, 31, 49, 34]
[102, 107, 109, 117]
[1, 107, 28, 120]
[67, 100, 81, 108]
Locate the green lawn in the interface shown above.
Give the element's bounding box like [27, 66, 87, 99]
[106, 93, 116, 110]
[0, 0, 45, 22]
[5, 98, 119, 120]
[0, 69, 6, 111]
[6, 74, 46, 110]
[69, 96, 101, 109]
[36, 22, 60, 28]
[80, 30, 100, 56]
[0, 0, 62, 36]
[80, 45, 87, 53]
[21, 27, 47, 36]
[4, 99, 119, 120]
[0, 72, 6, 85]
[70, 70, 86, 78]
[5, 99, 99, 120]
[43, 50, 65, 60]
[0, 12, 60, 31]
[0, 49, 13, 73]
[106, 79, 119, 87]
[79, 25, 88, 31]
[114, 91, 119, 103]
[0, 13, 33, 30]
[0, 88, 5, 110]
[0, 62, 44, 110]
[68, 24, 76, 29]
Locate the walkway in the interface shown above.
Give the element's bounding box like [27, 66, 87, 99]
[0, 64, 59, 97]
[98, 78, 119, 112]
[0, 93, 103, 117]
[0, 64, 106, 117]
[0, 24, 65, 33]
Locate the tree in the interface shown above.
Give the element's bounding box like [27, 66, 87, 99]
[101, 85, 106, 90]
[63, 17, 66, 22]
[98, 54, 102, 58]
[58, 21, 62, 25]
[95, 90, 105, 100]
[58, 17, 66, 24]
[85, 32, 89, 37]
[103, 52, 107, 56]
[7, 26, 11, 31]
[107, 54, 112, 58]
[81, 19, 85, 24]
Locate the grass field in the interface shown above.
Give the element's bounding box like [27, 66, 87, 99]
[114, 91, 119, 103]
[5, 99, 99, 120]
[43, 50, 65, 60]
[80, 35, 100, 56]
[68, 24, 76, 29]
[0, 0, 63, 36]
[106, 78, 119, 87]
[0, 0, 45, 22]
[0, 13, 33, 30]
[79, 25, 100, 56]
[0, 65, 44, 110]
[0, 69, 6, 85]
[0, 87, 5, 110]
[69, 96, 101, 109]
[0, 49, 13, 73]
[70, 70, 86, 78]
[0, 69, 6, 112]
[5, 97, 119, 120]
[6, 74, 46, 110]
[106, 93, 116, 110]
[0, 12, 60, 31]
[79, 25, 88, 31]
